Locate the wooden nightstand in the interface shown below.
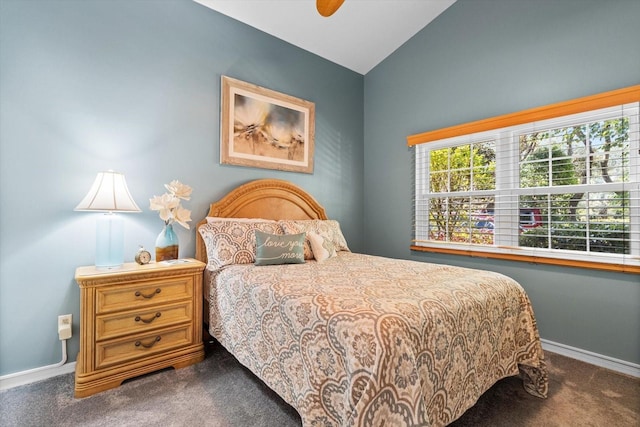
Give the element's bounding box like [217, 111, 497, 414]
[74, 259, 206, 398]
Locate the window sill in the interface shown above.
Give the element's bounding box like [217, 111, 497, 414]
[410, 245, 640, 275]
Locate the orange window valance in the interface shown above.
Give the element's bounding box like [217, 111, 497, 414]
[407, 85, 640, 146]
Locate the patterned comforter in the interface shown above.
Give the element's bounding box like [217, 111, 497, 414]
[206, 252, 548, 426]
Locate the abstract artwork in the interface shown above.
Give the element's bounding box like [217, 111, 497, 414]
[220, 76, 315, 174]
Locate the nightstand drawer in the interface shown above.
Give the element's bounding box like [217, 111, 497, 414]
[96, 277, 193, 314]
[96, 301, 193, 341]
[95, 324, 193, 369]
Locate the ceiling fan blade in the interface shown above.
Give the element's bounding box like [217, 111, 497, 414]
[316, 0, 345, 17]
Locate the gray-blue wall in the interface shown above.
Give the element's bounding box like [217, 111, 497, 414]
[1, 0, 638, 378]
[0, 0, 364, 376]
[364, 0, 640, 364]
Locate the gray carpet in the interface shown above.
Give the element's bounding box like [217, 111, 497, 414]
[1, 342, 638, 426]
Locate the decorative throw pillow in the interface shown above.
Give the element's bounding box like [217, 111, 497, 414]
[198, 220, 283, 269]
[307, 232, 336, 262]
[254, 231, 305, 266]
[278, 219, 350, 260]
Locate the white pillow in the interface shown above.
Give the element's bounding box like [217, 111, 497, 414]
[307, 232, 336, 262]
[278, 219, 350, 260]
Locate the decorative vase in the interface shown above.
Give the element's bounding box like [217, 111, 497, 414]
[155, 223, 179, 261]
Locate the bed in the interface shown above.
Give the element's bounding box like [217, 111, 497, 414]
[195, 178, 547, 427]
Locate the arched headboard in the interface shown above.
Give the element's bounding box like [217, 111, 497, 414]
[195, 179, 328, 264]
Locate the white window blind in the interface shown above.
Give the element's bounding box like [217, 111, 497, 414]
[413, 102, 640, 270]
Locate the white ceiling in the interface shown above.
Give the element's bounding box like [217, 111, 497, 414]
[194, 0, 456, 75]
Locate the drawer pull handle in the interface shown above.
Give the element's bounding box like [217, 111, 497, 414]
[135, 336, 161, 348]
[135, 312, 161, 324]
[135, 288, 161, 299]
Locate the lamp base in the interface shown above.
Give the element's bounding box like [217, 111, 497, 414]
[95, 213, 124, 268]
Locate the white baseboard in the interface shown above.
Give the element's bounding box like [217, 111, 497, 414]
[1, 340, 637, 392]
[0, 362, 76, 391]
[541, 339, 640, 378]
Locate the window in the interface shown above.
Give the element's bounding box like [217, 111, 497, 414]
[409, 86, 640, 273]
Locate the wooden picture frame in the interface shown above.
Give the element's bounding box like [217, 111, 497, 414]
[220, 76, 315, 174]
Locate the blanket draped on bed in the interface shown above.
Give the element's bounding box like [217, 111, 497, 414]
[206, 252, 547, 427]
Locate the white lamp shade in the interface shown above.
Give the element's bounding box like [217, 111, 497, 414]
[75, 171, 141, 212]
[75, 171, 140, 268]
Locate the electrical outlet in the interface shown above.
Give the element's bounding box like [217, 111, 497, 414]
[58, 314, 72, 340]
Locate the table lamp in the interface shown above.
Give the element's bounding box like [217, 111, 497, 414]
[75, 171, 141, 268]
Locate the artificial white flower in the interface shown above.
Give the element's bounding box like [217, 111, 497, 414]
[149, 193, 179, 211]
[164, 180, 192, 200]
[173, 205, 192, 230]
[149, 180, 192, 229]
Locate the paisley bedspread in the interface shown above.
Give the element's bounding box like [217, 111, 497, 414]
[206, 252, 548, 426]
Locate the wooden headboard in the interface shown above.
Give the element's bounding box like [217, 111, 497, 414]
[195, 179, 328, 264]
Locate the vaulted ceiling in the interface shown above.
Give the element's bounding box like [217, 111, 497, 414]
[194, 0, 456, 74]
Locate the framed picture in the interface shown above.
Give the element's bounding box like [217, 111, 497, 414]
[220, 76, 315, 174]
